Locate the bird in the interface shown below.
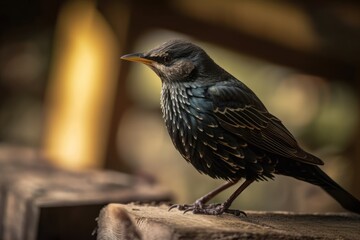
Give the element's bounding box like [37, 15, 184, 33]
[121, 39, 360, 215]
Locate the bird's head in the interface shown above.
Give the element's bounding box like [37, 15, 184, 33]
[121, 39, 222, 83]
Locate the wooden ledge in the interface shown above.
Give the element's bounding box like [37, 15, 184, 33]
[97, 203, 360, 240]
[0, 146, 172, 240]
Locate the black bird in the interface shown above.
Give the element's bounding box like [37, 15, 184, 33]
[121, 39, 360, 215]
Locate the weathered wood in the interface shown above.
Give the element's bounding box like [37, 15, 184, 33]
[0, 146, 172, 240]
[97, 203, 360, 240]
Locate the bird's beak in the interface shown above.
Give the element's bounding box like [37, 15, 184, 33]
[120, 53, 154, 65]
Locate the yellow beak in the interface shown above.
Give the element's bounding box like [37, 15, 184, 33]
[120, 53, 154, 65]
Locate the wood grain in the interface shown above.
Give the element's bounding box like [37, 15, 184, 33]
[97, 203, 360, 240]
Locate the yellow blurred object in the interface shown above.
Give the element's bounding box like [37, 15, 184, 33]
[43, 1, 119, 169]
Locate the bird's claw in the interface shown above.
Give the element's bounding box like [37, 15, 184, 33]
[169, 202, 201, 212]
[224, 208, 247, 217]
[169, 203, 246, 217]
[169, 203, 194, 212]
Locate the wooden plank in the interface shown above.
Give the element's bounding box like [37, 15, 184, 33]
[0, 146, 172, 240]
[0, 145, 49, 239]
[97, 203, 360, 240]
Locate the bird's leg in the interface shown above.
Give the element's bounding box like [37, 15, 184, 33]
[194, 179, 240, 206]
[176, 179, 254, 216]
[217, 179, 254, 216]
[169, 180, 239, 212]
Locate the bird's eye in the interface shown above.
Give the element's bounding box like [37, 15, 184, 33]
[163, 55, 171, 64]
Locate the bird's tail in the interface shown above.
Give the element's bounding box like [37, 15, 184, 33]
[281, 163, 360, 214]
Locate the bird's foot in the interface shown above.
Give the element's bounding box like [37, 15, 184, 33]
[169, 202, 246, 217]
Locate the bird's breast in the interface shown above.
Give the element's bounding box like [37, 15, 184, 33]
[160, 83, 199, 161]
[160, 83, 254, 180]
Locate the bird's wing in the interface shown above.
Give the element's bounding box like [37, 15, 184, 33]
[208, 81, 323, 165]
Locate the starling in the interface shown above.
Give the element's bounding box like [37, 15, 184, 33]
[121, 39, 360, 215]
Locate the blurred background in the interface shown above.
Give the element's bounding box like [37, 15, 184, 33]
[1, 0, 360, 212]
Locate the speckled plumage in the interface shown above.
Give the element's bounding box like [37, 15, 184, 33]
[160, 81, 278, 181]
[121, 39, 360, 215]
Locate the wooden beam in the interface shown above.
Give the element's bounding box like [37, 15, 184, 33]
[129, 0, 359, 83]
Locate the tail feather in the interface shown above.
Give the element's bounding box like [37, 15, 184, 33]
[312, 166, 360, 214]
[280, 162, 360, 214]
